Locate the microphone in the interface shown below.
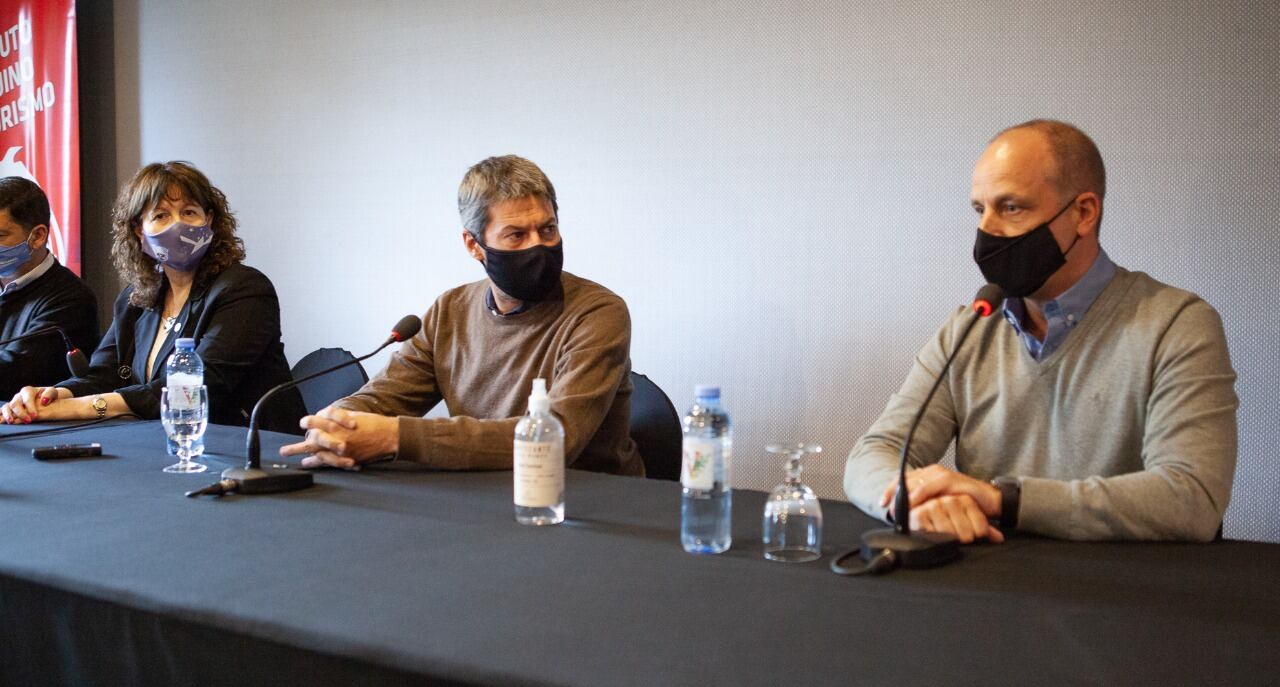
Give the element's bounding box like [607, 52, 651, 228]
[188, 314, 422, 497]
[0, 325, 90, 377]
[832, 284, 1005, 576]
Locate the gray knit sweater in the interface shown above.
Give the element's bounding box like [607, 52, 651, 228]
[843, 267, 1238, 541]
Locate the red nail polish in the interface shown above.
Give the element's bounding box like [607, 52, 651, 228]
[41, 397, 51, 406]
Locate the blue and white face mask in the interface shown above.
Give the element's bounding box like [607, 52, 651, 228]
[140, 221, 213, 272]
[0, 237, 33, 278]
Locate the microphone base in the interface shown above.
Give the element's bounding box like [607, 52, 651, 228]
[221, 466, 314, 495]
[861, 527, 960, 569]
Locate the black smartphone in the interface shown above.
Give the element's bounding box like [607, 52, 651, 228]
[32, 443, 103, 460]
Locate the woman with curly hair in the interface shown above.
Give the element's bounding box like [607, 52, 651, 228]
[0, 161, 304, 433]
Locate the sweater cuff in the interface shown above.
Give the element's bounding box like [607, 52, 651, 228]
[1016, 476, 1075, 537]
[842, 460, 898, 525]
[397, 416, 437, 467]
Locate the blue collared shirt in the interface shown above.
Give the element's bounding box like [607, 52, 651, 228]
[1002, 249, 1117, 361]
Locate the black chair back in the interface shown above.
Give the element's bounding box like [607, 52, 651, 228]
[291, 348, 369, 415]
[629, 372, 682, 481]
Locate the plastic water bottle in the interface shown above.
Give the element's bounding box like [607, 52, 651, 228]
[165, 338, 204, 457]
[514, 378, 565, 525]
[681, 385, 732, 554]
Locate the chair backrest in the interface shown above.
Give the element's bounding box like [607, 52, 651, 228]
[629, 372, 682, 481]
[291, 348, 370, 416]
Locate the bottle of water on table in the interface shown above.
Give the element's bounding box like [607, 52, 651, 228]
[681, 385, 732, 554]
[165, 338, 204, 457]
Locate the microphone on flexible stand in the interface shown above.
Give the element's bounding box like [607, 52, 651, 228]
[186, 314, 422, 497]
[831, 284, 1005, 576]
[0, 325, 90, 377]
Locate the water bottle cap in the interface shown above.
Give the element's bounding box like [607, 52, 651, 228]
[694, 385, 720, 400]
[175, 338, 196, 351]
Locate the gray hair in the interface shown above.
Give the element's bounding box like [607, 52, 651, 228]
[457, 155, 558, 244]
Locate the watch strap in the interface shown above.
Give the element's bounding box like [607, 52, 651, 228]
[993, 477, 1020, 531]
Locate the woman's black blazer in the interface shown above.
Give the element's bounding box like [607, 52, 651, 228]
[59, 264, 305, 435]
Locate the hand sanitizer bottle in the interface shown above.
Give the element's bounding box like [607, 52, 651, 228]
[514, 378, 565, 525]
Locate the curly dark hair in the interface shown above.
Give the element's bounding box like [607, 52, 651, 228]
[111, 161, 246, 308]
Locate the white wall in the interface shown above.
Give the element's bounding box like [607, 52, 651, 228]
[109, 0, 1280, 541]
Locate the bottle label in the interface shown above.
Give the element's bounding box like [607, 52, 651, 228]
[166, 376, 202, 411]
[681, 438, 718, 490]
[514, 439, 564, 508]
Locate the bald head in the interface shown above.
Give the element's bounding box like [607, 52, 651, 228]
[993, 119, 1106, 204]
[971, 119, 1105, 300]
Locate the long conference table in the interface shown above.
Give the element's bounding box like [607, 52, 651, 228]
[1, 420, 1278, 686]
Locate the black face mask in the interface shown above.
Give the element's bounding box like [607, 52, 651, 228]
[973, 200, 1079, 298]
[481, 240, 564, 302]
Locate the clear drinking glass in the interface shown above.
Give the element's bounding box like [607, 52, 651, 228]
[762, 443, 823, 562]
[160, 385, 208, 474]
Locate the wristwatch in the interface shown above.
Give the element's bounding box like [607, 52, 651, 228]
[91, 396, 108, 419]
[992, 476, 1021, 531]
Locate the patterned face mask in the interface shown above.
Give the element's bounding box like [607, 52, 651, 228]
[141, 221, 214, 272]
[0, 236, 33, 277]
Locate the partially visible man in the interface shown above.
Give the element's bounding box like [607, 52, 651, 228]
[844, 119, 1237, 542]
[0, 177, 98, 398]
[281, 155, 644, 476]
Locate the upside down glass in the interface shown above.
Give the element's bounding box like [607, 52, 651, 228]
[762, 443, 823, 562]
[160, 385, 208, 474]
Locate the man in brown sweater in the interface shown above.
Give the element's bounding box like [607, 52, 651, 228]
[280, 156, 644, 476]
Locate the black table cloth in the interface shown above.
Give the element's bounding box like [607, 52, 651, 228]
[1, 420, 1278, 686]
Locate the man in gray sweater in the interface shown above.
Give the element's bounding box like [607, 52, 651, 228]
[844, 120, 1237, 542]
[281, 156, 644, 476]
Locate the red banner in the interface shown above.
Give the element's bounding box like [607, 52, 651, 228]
[0, 0, 79, 275]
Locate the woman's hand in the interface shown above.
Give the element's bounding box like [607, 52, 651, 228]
[1, 387, 72, 424]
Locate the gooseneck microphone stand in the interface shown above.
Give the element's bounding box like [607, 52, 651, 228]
[831, 284, 1005, 576]
[186, 314, 422, 497]
[0, 325, 90, 376]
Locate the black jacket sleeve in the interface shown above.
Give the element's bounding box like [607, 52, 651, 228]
[178, 268, 285, 418]
[57, 287, 133, 400]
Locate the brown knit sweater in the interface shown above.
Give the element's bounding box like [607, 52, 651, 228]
[335, 272, 644, 476]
